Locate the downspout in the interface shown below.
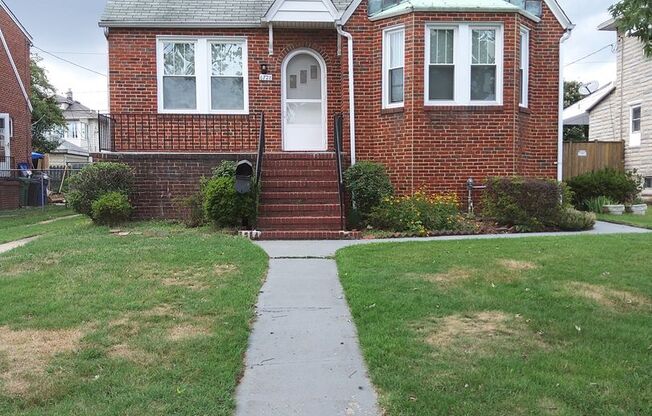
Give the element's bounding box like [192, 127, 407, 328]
[557, 29, 572, 181]
[336, 25, 356, 165]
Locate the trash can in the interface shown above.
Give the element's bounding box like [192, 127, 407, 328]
[234, 160, 254, 194]
[27, 174, 49, 207]
[17, 177, 30, 207]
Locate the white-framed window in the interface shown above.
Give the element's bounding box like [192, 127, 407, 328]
[156, 36, 249, 114]
[382, 26, 405, 109]
[65, 122, 79, 139]
[644, 177, 652, 189]
[630, 104, 642, 147]
[425, 23, 503, 106]
[519, 27, 530, 108]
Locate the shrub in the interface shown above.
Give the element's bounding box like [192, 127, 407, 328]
[584, 195, 616, 214]
[179, 192, 206, 228]
[566, 168, 642, 207]
[91, 192, 132, 225]
[482, 177, 565, 232]
[212, 160, 237, 178]
[66, 162, 134, 216]
[558, 208, 596, 231]
[369, 192, 463, 235]
[344, 161, 394, 222]
[202, 176, 257, 228]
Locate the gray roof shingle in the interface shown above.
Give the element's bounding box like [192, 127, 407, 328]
[100, 0, 356, 27]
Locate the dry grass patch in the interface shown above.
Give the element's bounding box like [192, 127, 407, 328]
[0, 326, 83, 396]
[167, 323, 212, 341]
[1, 253, 62, 277]
[139, 263, 238, 291]
[569, 282, 650, 310]
[498, 259, 538, 271]
[415, 267, 475, 285]
[107, 343, 155, 364]
[419, 311, 545, 355]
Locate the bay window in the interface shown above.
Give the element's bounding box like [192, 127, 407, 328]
[157, 37, 248, 114]
[382, 26, 405, 108]
[425, 23, 503, 106]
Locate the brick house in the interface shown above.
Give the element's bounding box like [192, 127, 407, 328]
[98, 0, 573, 238]
[0, 0, 32, 209]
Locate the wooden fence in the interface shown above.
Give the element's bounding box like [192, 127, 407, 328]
[562, 141, 624, 180]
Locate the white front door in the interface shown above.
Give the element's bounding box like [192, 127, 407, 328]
[282, 49, 327, 151]
[0, 114, 10, 177]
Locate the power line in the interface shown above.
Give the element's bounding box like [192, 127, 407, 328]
[32, 46, 107, 77]
[47, 51, 106, 56]
[565, 43, 616, 67]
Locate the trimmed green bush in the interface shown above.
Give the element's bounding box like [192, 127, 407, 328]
[369, 192, 463, 235]
[66, 162, 134, 216]
[344, 161, 394, 222]
[179, 192, 206, 228]
[212, 160, 237, 178]
[202, 176, 257, 228]
[558, 208, 596, 231]
[566, 168, 642, 208]
[91, 192, 132, 225]
[483, 177, 566, 232]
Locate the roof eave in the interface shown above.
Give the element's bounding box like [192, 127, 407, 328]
[0, 0, 32, 40]
[598, 17, 617, 32]
[99, 21, 264, 29]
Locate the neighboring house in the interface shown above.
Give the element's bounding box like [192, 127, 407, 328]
[563, 82, 618, 142]
[0, 0, 32, 209]
[97, 0, 573, 238]
[48, 89, 100, 164]
[571, 19, 652, 200]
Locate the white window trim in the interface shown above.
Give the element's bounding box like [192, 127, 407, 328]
[519, 27, 530, 108]
[382, 25, 405, 109]
[424, 23, 504, 107]
[630, 104, 642, 147]
[156, 36, 249, 115]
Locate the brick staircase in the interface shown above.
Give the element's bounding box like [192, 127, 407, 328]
[256, 153, 359, 240]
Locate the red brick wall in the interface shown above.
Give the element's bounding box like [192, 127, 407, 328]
[0, 5, 31, 167]
[0, 180, 20, 210]
[105, 1, 564, 202]
[93, 152, 256, 219]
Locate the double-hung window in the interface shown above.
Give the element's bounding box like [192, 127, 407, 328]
[519, 27, 530, 108]
[157, 37, 248, 114]
[630, 104, 642, 146]
[425, 23, 503, 106]
[382, 26, 405, 108]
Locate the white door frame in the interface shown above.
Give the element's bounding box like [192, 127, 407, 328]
[281, 48, 328, 151]
[0, 113, 11, 176]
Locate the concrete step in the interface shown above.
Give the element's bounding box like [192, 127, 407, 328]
[256, 230, 361, 240]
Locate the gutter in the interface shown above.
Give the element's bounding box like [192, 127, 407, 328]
[336, 25, 356, 165]
[557, 28, 572, 181]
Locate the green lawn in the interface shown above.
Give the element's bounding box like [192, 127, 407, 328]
[0, 206, 80, 244]
[337, 235, 652, 415]
[0, 216, 268, 415]
[597, 206, 652, 230]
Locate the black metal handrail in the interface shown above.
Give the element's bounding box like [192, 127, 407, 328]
[334, 113, 346, 230]
[255, 113, 265, 185]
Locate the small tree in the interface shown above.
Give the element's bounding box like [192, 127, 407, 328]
[30, 55, 65, 153]
[610, 0, 652, 57]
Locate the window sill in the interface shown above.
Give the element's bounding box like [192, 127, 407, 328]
[423, 105, 504, 113]
[381, 107, 405, 115]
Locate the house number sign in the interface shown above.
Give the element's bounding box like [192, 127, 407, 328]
[259, 74, 273, 81]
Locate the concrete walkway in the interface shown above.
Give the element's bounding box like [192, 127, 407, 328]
[235, 221, 649, 415]
[0, 236, 39, 255]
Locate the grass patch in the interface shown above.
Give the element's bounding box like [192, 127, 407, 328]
[0, 206, 81, 244]
[597, 207, 652, 230]
[336, 235, 652, 415]
[0, 220, 267, 415]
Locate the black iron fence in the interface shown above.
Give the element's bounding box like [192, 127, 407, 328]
[98, 112, 264, 153]
[0, 156, 15, 178]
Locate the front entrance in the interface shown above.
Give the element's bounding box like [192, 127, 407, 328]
[0, 114, 11, 177]
[282, 49, 327, 151]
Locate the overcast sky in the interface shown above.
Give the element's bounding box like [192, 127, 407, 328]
[4, 0, 619, 112]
